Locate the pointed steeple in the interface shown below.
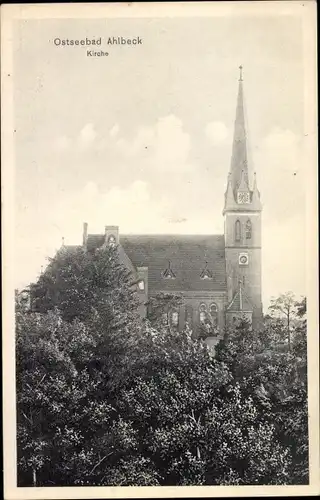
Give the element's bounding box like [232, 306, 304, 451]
[238, 169, 249, 192]
[223, 68, 262, 215]
[251, 172, 262, 210]
[252, 172, 259, 195]
[225, 172, 235, 203]
[229, 66, 249, 195]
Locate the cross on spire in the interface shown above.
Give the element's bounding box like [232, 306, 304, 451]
[239, 65, 243, 81]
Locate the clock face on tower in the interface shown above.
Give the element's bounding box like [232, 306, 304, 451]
[239, 253, 249, 265]
[237, 191, 250, 204]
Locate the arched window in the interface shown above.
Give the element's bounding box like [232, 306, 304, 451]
[209, 303, 218, 328]
[185, 305, 193, 327]
[108, 234, 116, 247]
[162, 312, 168, 325]
[235, 220, 241, 242]
[171, 311, 179, 327]
[200, 311, 206, 323]
[245, 220, 252, 239]
[199, 303, 207, 324]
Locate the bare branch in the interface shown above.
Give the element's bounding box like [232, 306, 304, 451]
[88, 452, 113, 476]
[37, 374, 46, 387]
[22, 411, 33, 425]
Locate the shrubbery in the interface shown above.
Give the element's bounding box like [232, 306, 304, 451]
[16, 246, 308, 486]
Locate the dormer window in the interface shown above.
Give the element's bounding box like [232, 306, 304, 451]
[200, 262, 213, 280]
[163, 269, 175, 279]
[162, 261, 176, 279]
[108, 234, 116, 247]
[201, 272, 212, 280]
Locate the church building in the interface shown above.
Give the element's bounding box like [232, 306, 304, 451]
[79, 67, 263, 344]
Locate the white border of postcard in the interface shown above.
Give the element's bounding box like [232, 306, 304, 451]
[1, 2, 319, 498]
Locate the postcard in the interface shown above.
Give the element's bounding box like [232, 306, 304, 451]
[1, 2, 318, 498]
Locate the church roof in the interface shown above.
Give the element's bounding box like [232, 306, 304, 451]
[120, 234, 226, 292]
[86, 234, 105, 251]
[65, 233, 227, 293]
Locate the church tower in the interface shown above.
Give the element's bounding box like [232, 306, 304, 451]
[223, 66, 263, 328]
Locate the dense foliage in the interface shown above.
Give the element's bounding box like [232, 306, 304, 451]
[16, 246, 308, 486]
[215, 312, 308, 485]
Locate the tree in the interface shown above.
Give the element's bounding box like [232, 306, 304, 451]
[17, 303, 293, 486]
[109, 326, 291, 486]
[146, 292, 184, 331]
[295, 297, 307, 318]
[29, 244, 145, 389]
[268, 292, 297, 351]
[16, 307, 111, 486]
[16, 244, 146, 486]
[292, 297, 307, 359]
[18, 253, 305, 486]
[31, 245, 139, 323]
[215, 308, 309, 485]
[16, 306, 153, 487]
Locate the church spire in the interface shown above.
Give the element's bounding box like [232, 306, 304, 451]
[251, 171, 262, 210]
[229, 65, 249, 195]
[225, 172, 235, 205]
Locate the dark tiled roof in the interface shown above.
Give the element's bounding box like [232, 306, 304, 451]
[86, 234, 105, 251]
[120, 234, 226, 292]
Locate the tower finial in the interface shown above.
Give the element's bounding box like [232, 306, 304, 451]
[239, 65, 243, 82]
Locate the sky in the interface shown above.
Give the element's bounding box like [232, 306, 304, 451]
[13, 14, 307, 308]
